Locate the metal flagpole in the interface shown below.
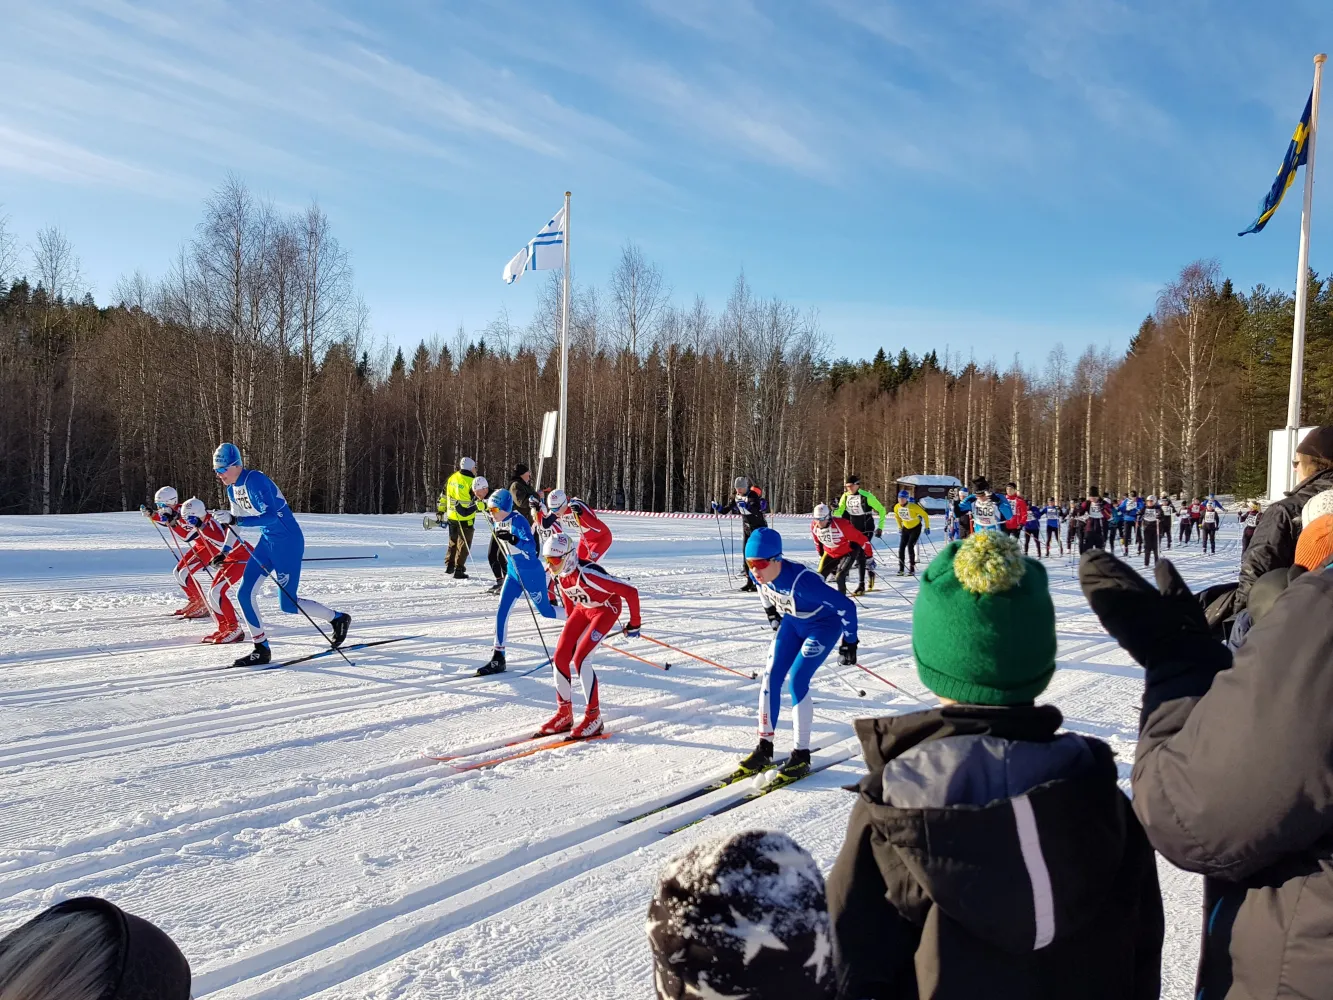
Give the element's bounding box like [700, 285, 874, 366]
[1286, 54, 1326, 490]
[557, 191, 571, 491]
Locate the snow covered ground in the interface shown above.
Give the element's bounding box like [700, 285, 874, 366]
[0, 510, 1248, 998]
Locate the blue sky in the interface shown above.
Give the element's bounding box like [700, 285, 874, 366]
[2, 0, 1330, 366]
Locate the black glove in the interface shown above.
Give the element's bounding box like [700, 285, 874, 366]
[1078, 551, 1229, 683]
[210, 552, 226, 568]
[765, 605, 782, 631]
[623, 622, 641, 639]
[874, 528, 882, 538]
[838, 639, 858, 666]
[492, 525, 515, 544]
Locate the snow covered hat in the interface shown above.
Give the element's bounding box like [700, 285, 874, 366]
[1302, 488, 1333, 528]
[646, 830, 834, 1000]
[913, 531, 1057, 705]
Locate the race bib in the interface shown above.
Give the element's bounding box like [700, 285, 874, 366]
[815, 524, 844, 548]
[558, 511, 583, 538]
[972, 499, 998, 527]
[760, 584, 797, 617]
[845, 494, 865, 516]
[562, 581, 595, 606]
[1089, 501, 1102, 518]
[1144, 509, 1158, 522]
[228, 483, 282, 518]
[1246, 513, 1259, 528]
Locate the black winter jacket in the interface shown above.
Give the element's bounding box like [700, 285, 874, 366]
[1233, 467, 1333, 609]
[1134, 565, 1333, 998]
[508, 474, 538, 523]
[826, 706, 1163, 1000]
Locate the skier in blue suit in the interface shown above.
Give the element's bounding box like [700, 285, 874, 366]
[478, 488, 562, 676]
[212, 442, 350, 667]
[956, 476, 1013, 533]
[736, 527, 858, 780]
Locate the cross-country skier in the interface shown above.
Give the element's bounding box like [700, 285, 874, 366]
[890, 490, 930, 576]
[1200, 500, 1221, 554]
[1040, 497, 1063, 556]
[480, 488, 563, 676]
[1240, 501, 1262, 552]
[1141, 495, 1163, 568]
[714, 477, 768, 592]
[178, 497, 250, 643]
[835, 476, 887, 591]
[1065, 497, 1083, 553]
[943, 489, 962, 541]
[534, 533, 642, 739]
[737, 527, 858, 780]
[211, 443, 351, 666]
[539, 488, 612, 562]
[1021, 503, 1042, 555]
[957, 477, 1012, 533]
[1078, 488, 1111, 553]
[141, 486, 210, 618]
[1157, 494, 1175, 549]
[1182, 497, 1200, 545]
[1001, 483, 1027, 538]
[1116, 492, 1140, 557]
[810, 503, 870, 594]
[443, 457, 480, 579]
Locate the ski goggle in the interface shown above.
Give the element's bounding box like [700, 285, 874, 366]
[155, 500, 176, 509]
[745, 556, 776, 572]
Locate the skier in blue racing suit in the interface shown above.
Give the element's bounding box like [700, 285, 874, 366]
[211, 442, 350, 667]
[956, 476, 1013, 533]
[478, 488, 563, 676]
[736, 527, 858, 780]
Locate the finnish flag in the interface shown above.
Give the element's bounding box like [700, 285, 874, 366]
[503, 206, 566, 284]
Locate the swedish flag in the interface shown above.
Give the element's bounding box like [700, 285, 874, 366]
[1240, 92, 1314, 235]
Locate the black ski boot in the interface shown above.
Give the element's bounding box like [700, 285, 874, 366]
[453, 569, 469, 581]
[777, 748, 812, 779]
[331, 612, 352, 648]
[233, 642, 271, 668]
[739, 579, 757, 593]
[476, 648, 506, 676]
[736, 738, 774, 775]
[485, 580, 502, 595]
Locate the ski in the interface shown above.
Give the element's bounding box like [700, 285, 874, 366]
[423, 726, 564, 762]
[660, 757, 845, 835]
[434, 732, 610, 772]
[616, 763, 776, 824]
[221, 635, 419, 671]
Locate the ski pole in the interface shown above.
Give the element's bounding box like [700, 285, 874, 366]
[712, 510, 733, 585]
[832, 668, 867, 698]
[607, 643, 671, 672]
[303, 555, 379, 562]
[223, 523, 354, 667]
[519, 585, 556, 670]
[855, 661, 927, 703]
[639, 633, 756, 679]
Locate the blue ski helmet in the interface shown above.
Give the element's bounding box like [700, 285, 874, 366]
[488, 488, 514, 515]
[898, 489, 911, 500]
[744, 526, 783, 561]
[213, 442, 242, 473]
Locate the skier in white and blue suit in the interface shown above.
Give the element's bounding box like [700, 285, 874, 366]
[212, 442, 350, 667]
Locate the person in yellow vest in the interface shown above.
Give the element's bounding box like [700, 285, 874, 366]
[445, 457, 480, 579]
[892, 489, 932, 576]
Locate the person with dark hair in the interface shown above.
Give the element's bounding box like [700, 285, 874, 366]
[1157, 494, 1175, 549]
[0, 896, 190, 1000]
[835, 475, 888, 591]
[1079, 488, 1110, 553]
[828, 533, 1163, 999]
[508, 463, 537, 523]
[957, 476, 1013, 533]
[1116, 491, 1141, 557]
[647, 830, 835, 1000]
[713, 477, 769, 592]
[1181, 497, 1200, 545]
[1066, 496, 1083, 553]
[1140, 496, 1163, 568]
[1200, 500, 1221, 554]
[1002, 481, 1027, 538]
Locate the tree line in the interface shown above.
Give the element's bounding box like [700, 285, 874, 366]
[2, 176, 1330, 517]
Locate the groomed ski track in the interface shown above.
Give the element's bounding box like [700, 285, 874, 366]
[1, 512, 1229, 998]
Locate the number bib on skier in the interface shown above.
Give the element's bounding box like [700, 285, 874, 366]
[1144, 509, 1158, 523]
[558, 511, 583, 539]
[815, 524, 844, 548]
[1247, 513, 1259, 528]
[230, 483, 283, 518]
[972, 499, 999, 528]
[845, 495, 865, 516]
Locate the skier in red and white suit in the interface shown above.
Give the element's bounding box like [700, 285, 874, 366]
[140, 485, 209, 618]
[179, 497, 252, 644]
[536, 533, 641, 740]
[539, 488, 613, 562]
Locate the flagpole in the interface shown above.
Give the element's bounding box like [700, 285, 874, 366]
[558, 190, 571, 491]
[1286, 53, 1326, 490]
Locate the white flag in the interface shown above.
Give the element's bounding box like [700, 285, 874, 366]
[503, 206, 566, 284]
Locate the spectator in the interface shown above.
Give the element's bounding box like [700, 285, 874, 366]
[508, 463, 538, 523]
[0, 896, 190, 1000]
[647, 830, 834, 1000]
[1208, 425, 1333, 625]
[1081, 546, 1333, 996]
[827, 532, 1163, 999]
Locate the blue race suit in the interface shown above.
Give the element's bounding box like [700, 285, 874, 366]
[757, 559, 858, 751]
[492, 513, 561, 650]
[227, 468, 336, 643]
[957, 493, 1013, 532]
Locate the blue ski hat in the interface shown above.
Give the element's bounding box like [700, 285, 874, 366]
[212, 442, 242, 473]
[745, 527, 783, 561]
[488, 488, 514, 515]
[898, 489, 911, 499]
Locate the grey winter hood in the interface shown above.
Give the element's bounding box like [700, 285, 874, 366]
[852, 706, 1133, 956]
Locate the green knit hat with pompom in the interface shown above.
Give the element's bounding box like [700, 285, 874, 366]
[911, 531, 1057, 705]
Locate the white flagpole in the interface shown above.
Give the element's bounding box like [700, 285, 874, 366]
[1286, 53, 1326, 490]
[557, 191, 571, 491]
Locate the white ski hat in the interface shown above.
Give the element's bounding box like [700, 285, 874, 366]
[460, 457, 476, 473]
[813, 503, 832, 522]
[472, 476, 489, 494]
[154, 486, 179, 507]
[547, 488, 568, 512]
[1302, 489, 1333, 527]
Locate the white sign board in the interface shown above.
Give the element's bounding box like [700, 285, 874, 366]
[1268, 425, 1317, 502]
